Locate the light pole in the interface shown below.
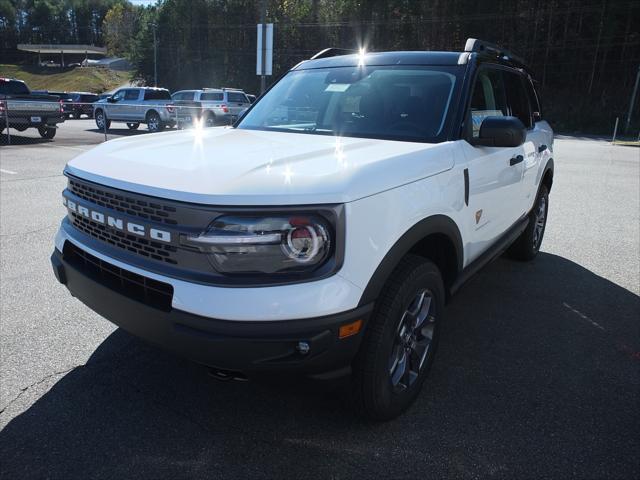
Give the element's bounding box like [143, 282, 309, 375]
[625, 64, 640, 134]
[151, 23, 158, 87]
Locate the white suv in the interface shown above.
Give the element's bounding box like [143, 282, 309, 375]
[51, 39, 554, 420]
[172, 88, 251, 127]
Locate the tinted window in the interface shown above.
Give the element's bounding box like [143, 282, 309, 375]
[124, 89, 139, 101]
[239, 66, 460, 142]
[227, 92, 248, 103]
[144, 89, 171, 100]
[81, 94, 98, 102]
[201, 92, 223, 101]
[172, 91, 195, 101]
[469, 68, 508, 137]
[0, 80, 30, 95]
[504, 71, 532, 128]
[523, 77, 541, 121]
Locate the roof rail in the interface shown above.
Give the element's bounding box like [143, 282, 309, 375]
[310, 48, 358, 60]
[464, 38, 528, 69]
[221, 87, 244, 91]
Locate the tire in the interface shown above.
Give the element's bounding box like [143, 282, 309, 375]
[508, 184, 549, 261]
[146, 111, 163, 132]
[95, 110, 111, 130]
[126, 122, 140, 130]
[204, 113, 216, 128]
[38, 126, 56, 139]
[351, 254, 444, 421]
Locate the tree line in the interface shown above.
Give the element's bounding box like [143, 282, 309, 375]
[1, 0, 639, 133]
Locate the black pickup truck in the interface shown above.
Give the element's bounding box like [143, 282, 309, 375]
[1, 78, 65, 139]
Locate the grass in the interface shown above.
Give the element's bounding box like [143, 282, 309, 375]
[0, 64, 133, 93]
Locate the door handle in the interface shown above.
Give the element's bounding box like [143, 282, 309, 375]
[538, 144, 547, 153]
[510, 155, 524, 166]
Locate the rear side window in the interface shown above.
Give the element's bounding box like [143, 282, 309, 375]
[201, 92, 223, 101]
[144, 89, 172, 101]
[469, 68, 508, 137]
[503, 71, 533, 128]
[523, 78, 542, 121]
[173, 91, 195, 101]
[124, 89, 139, 101]
[227, 92, 248, 103]
[0, 80, 30, 95]
[82, 94, 98, 102]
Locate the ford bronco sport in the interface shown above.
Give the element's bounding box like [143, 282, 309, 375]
[51, 39, 554, 420]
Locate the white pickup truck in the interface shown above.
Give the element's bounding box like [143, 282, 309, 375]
[52, 39, 553, 420]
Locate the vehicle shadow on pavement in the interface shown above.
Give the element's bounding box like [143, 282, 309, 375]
[0, 132, 53, 145]
[0, 253, 638, 479]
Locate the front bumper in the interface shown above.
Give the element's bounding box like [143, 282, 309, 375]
[51, 246, 372, 378]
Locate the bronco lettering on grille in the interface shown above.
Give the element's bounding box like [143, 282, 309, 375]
[63, 196, 172, 243]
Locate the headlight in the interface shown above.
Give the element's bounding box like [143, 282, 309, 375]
[184, 214, 334, 275]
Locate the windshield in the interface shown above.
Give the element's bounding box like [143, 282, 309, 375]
[238, 65, 461, 142]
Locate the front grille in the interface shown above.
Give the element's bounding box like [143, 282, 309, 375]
[70, 212, 178, 265]
[64, 241, 173, 311]
[69, 178, 178, 225]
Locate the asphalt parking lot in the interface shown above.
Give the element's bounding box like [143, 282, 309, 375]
[1, 121, 639, 478]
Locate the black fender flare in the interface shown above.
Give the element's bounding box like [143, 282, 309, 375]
[358, 214, 463, 306]
[541, 157, 554, 192]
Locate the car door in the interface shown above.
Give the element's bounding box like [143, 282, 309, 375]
[502, 70, 540, 217]
[460, 66, 527, 261]
[519, 75, 552, 214]
[106, 89, 125, 118]
[122, 89, 140, 121]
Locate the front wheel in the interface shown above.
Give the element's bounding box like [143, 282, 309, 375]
[126, 122, 140, 130]
[38, 126, 56, 139]
[352, 254, 444, 421]
[509, 184, 549, 261]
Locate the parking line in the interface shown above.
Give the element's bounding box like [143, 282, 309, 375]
[0, 168, 17, 175]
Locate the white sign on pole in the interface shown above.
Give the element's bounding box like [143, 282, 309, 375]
[256, 23, 273, 76]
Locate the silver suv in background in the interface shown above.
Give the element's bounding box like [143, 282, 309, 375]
[172, 88, 251, 128]
[93, 87, 176, 133]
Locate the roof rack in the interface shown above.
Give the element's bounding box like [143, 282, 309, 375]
[221, 87, 244, 91]
[464, 38, 528, 69]
[310, 48, 358, 60]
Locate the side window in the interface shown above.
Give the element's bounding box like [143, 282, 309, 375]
[523, 78, 542, 122]
[503, 72, 533, 128]
[112, 90, 124, 101]
[124, 89, 139, 101]
[469, 69, 508, 137]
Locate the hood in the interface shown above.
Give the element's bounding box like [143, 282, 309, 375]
[66, 128, 455, 205]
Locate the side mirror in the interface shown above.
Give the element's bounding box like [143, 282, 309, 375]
[471, 116, 526, 147]
[107, 96, 117, 103]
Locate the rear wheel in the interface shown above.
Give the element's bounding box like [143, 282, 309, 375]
[126, 122, 140, 130]
[38, 126, 56, 139]
[146, 111, 163, 132]
[352, 255, 444, 421]
[204, 113, 216, 127]
[509, 184, 549, 261]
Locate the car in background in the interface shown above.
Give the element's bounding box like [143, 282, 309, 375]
[0, 78, 65, 139]
[63, 92, 99, 118]
[246, 94, 257, 103]
[93, 87, 176, 133]
[172, 88, 251, 128]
